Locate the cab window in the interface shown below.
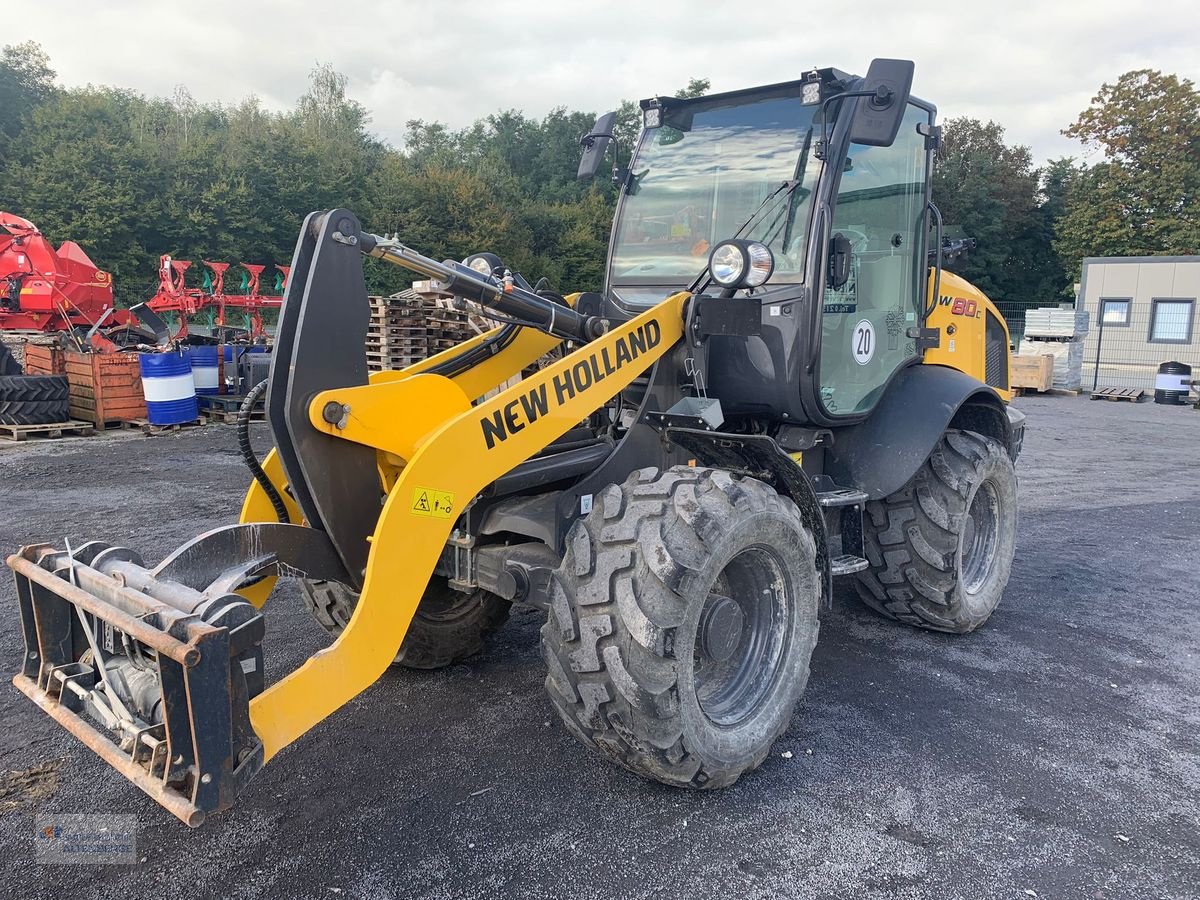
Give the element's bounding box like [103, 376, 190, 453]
[818, 104, 930, 416]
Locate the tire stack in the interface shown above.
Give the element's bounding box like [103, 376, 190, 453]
[0, 344, 70, 425]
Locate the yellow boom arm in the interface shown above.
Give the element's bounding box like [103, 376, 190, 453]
[241, 293, 688, 760]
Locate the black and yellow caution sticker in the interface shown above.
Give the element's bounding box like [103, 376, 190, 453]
[411, 486, 455, 518]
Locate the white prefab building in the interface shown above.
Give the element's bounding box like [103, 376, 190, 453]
[1077, 256, 1200, 391]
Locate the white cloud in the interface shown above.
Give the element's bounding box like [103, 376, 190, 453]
[13, 0, 1200, 164]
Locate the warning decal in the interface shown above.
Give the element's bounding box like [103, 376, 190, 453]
[411, 486, 455, 519]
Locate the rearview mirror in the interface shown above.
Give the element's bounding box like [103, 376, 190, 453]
[829, 232, 852, 289]
[577, 111, 617, 181]
[848, 58, 914, 147]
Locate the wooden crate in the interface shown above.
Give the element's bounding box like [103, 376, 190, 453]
[1010, 353, 1054, 392]
[21, 343, 65, 375]
[64, 350, 147, 429]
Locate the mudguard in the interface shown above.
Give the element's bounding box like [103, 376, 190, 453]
[665, 428, 833, 604]
[824, 363, 1019, 501]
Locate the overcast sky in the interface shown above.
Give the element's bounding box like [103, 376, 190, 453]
[13, 1, 1199, 164]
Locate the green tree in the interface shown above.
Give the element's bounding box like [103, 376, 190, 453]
[9, 88, 163, 294]
[1055, 70, 1200, 271]
[0, 48, 712, 302]
[932, 117, 1041, 300]
[675, 77, 711, 100]
[613, 77, 711, 174]
[0, 41, 56, 170]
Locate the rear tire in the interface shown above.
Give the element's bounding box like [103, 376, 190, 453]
[854, 429, 1018, 633]
[0, 374, 69, 425]
[542, 466, 820, 789]
[300, 576, 510, 670]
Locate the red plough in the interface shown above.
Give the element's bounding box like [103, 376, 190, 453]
[146, 255, 288, 339]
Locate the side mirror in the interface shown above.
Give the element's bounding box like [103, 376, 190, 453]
[829, 232, 852, 289]
[848, 58, 914, 147]
[577, 111, 617, 181]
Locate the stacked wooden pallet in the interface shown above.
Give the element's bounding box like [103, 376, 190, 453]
[425, 301, 477, 355]
[365, 290, 479, 372]
[366, 292, 428, 372]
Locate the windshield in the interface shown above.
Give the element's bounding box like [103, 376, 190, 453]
[610, 90, 824, 287]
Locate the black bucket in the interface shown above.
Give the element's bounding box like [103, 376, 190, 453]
[1154, 360, 1192, 405]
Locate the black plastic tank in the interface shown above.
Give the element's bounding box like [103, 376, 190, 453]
[1154, 360, 1192, 405]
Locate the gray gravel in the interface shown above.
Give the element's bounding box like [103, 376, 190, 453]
[0, 395, 1197, 899]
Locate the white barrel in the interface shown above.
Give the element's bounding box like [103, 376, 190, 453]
[186, 345, 220, 395]
[138, 351, 199, 425]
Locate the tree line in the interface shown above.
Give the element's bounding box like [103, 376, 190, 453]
[1, 42, 1196, 307]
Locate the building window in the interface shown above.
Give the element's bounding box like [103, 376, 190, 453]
[1149, 298, 1195, 344]
[1100, 298, 1130, 326]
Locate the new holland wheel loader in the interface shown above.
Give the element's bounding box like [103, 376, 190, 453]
[8, 59, 1024, 825]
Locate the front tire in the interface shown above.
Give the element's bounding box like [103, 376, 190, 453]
[300, 576, 510, 670]
[542, 466, 821, 789]
[854, 429, 1018, 633]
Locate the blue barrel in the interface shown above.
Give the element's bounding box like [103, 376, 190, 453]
[186, 345, 220, 395]
[139, 351, 198, 425]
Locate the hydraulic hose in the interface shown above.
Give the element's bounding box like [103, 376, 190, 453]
[238, 379, 289, 522]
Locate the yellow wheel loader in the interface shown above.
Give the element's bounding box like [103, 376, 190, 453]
[8, 59, 1024, 825]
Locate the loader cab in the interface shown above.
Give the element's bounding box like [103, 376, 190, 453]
[594, 62, 937, 428]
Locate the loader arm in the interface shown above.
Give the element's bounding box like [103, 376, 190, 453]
[249, 211, 685, 758]
[8, 208, 686, 825]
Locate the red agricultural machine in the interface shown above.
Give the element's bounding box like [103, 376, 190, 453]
[0, 211, 130, 332]
[146, 254, 288, 339]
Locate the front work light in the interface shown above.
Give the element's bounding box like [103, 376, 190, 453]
[463, 252, 503, 279]
[708, 240, 775, 290]
[643, 106, 663, 129]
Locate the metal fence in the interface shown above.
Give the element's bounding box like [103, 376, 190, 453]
[1079, 297, 1200, 393]
[994, 299, 1055, 345]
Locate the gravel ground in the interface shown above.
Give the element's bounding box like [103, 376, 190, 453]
[0, 395, 1197, 899]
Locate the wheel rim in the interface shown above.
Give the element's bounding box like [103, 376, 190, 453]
[693, 546, 792, 727]
[961, 480, 1000, 594]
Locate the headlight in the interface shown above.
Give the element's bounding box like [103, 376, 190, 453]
[463, 252, 503, 279]
[708, 240, 775, 290]
[709, 243, 744, 286]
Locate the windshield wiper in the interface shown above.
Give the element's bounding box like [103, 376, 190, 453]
[687, 178, 799, 293]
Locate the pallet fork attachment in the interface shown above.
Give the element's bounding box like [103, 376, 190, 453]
[7, 208, 687, 824]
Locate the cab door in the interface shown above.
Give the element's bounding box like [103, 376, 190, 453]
[817, 103, 933, 416]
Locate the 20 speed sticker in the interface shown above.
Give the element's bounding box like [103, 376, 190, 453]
[852, 319, 875, 366]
